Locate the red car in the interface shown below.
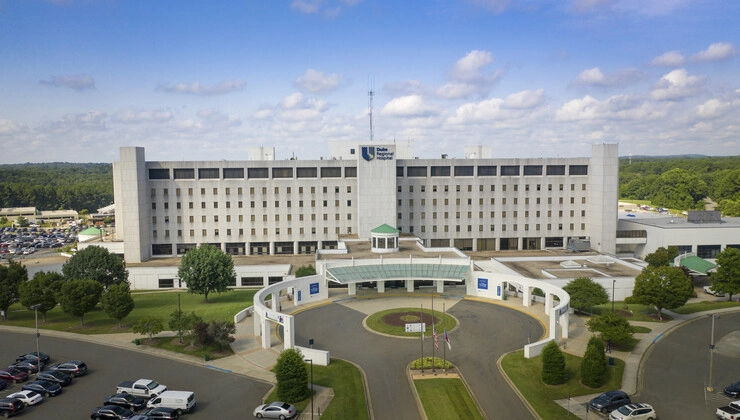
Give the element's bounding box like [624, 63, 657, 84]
[0, 368, 29, 384]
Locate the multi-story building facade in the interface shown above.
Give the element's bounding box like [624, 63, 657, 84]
[113, 142, 618, 263]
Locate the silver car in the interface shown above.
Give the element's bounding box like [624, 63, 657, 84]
[253, 401, 297, 419]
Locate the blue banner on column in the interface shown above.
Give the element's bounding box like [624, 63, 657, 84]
[309, 282, 319, 295]
[477, 278, 488, 290]
[298, 290, 302, 301]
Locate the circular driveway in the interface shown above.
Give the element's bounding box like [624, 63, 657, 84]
[636, 311, 740, 419]
[0, 330, 271, 419]
[294, 297, 544, 420]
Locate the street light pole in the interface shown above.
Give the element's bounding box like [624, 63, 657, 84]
[304, 359, 314, 420]
[708, 314, 718, 392]
[31, 304, 42, 374]
[612, 279, 616, 312]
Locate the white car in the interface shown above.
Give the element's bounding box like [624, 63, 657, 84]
[7, 390, 44, 406]
[704, 285, 726, 297]
[609, 403, 657, 420]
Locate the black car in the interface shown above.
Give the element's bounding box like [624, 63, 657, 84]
[0, 398, 25, 418]
[47, 360, 88, 377]
[15, 351, 51, 364]
[21, 380, 63, 397]
[589, 390, 631, 413]
[140, 407, 179, 419]
[91, 404, 135, 420]
[8, 360, 43, 374]
[0, 381, 6, 391]
[37, 370, 73, 386]
[724, 381, 740, 398]
[104, 393, 147, 411]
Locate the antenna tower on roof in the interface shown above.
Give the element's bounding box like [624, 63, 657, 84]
[368, 76, 374, 142]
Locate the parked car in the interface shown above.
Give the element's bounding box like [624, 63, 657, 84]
[104, 393, 147, 411]
[0, 381, 5, 392]
[0, 398, 25, 418]
[725, 381, 740, 398]
[8, 360, 43, 374]
[6, 390, 43, 407]
[140, 407, 180, 419]
[37, 370, 73, 386]
[21, 380, 62, 397]
[15, 351, 51, 364]
[117, 379, 167, 399]
[609, 403, 656, 420]
[0, 368, 28, 383]
[146, 391, 196, 414]
[589, 390, 631, 414]
[253, 401, 297, 419]
[704, 285, 726, 297]
[91, 404, 134, 420]
[47, 360, 88, 377]
[716, 400, 740, 420]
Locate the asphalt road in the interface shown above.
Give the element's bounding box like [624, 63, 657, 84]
[0, 331, 272, 419]
[294, 298, 544, 420]
[636, 311, 740, 419]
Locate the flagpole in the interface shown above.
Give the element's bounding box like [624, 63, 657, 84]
[443, 302, 446, 372]
[431, 294, 435, 374]
[420, 304, 424, 374]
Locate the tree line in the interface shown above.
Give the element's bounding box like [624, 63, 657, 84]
[619, 156, 740, 215]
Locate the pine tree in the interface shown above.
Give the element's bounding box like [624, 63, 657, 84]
[541, 340, 566, 385]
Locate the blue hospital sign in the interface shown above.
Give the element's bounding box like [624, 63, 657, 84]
[361, 146, 375, 161]
[477, 278, 488, 290]
[297, 290, 302, 301]
[310, 282, 320, 295]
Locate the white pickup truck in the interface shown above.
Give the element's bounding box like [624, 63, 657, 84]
[116, 379, 167, 399]
[716, 401, 740, 419]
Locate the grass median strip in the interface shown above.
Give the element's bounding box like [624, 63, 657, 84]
[414, 377, 483, 420]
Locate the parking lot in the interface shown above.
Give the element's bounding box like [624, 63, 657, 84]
[1, 330, 272, 419]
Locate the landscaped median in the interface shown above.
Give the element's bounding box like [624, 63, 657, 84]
[410, 359, 484, 420]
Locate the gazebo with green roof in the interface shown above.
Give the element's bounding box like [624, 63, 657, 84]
[370, 224, 399, 253]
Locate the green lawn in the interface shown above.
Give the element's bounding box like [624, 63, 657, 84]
[415, 378, 483, 420]
[501, 350, 624, 420]
[265, 358, 369, 420]
[671, 300, 740, 314]
[365, 307, 456, 337]
[589, 302, 672, 322]
[0, 289, 257, 334]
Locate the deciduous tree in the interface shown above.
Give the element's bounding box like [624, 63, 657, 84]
[19, 271, 63, 322]
[133, 316, 164, 341]
[101, 282, 135, 328]
[0, 260, 27, 320]
[630, 266, 693, 319]
[644, 246, 679, 267]
[177, 244, 235, 301]
[57, 279, 103, 325]
[62, 245, 128, 287]
[581, 336, 607, 388]
[562, 277, 609, 313]
[586, 312, 635, 345]
[295, 265, 316, 277]
[712, 247, 740, 300]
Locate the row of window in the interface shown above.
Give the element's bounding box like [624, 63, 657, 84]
[398, 183, 587, 193]
[151, 186, 353, 196]
[153, 226, 353, 239]
[399, 210, 587, 220]
[398, 196, 587, 207]
[147, 164, 588, 181]
[398, 223, 587, 233]
[153, 213, 353, 224]
[151, 199, 353, 210]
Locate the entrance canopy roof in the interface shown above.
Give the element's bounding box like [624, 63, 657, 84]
[325, 263, 469, 284]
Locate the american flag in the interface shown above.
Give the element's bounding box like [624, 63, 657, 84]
[444, 328, 451, 350]
[433, 324, 439, 349]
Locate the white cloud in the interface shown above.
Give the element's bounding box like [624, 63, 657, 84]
[437, 50, 503, 99]
[649, 69, 705, 101]
[0, 120, 28, 136]
[695, 99, 728, 119]
[574, 67, 643, 87]
[196, 109, 242, 129]
[290, 0, 362, 17]
[450, 50, 493, 81]
[381, 95, 437, 118]
[111, 109, 174, 124]
[157, 79, 245, 96]
[294, 69, 343, 94]
[465, 0, 511, 14]
[650, 50, 685, 67]
[556, 94, 667, 122]
[40, 74, 96, 91]
[690, 42, 737, 62]
[570, 0, 692, 16]
[502, 89, 545, 109]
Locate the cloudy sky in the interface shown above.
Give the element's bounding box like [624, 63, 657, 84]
[1, 0, 738, 163]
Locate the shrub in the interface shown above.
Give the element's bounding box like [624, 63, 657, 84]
[541, 340, 566, 385]
[581, 336, 607, 388]
[274, 348, 310, 402]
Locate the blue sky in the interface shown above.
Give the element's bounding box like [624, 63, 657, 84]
[1, 0, 738, 163]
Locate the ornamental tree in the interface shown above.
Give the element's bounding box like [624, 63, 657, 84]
[630, 265, 693, 319]
[275, 348, 310, 402]
[0, 260, 28, 320]
[644, 246, 679, 267]
[581, 336, 607, 388]
[19, 270, 63, 322]
[57, 279, 104, 325]
[562, 277, 609, 313]
[177, 244, 235, 302]
[101, 282, 135, 328]
[133, 316, 164, 341]
[540, 340, 566, 385]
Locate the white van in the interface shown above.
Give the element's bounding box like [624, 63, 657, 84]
[146, 390, 196, 414]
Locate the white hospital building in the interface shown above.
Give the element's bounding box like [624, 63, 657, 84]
[112, 141, 619, 264]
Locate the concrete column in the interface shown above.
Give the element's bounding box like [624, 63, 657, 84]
[436, 280, 444, 293]
[560, 311, 569, 339]
[377, 280, 385, 293]
[406, 280, 414, 292]
[523, 288, 531, 307]
[549, 312, 557, 340]
[348, 282, 356, 295]
[283, 316, 294, 349]
[272, 293, 280, 312]
[261, 320, 271, 349]
[545, 293, 553, 315]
